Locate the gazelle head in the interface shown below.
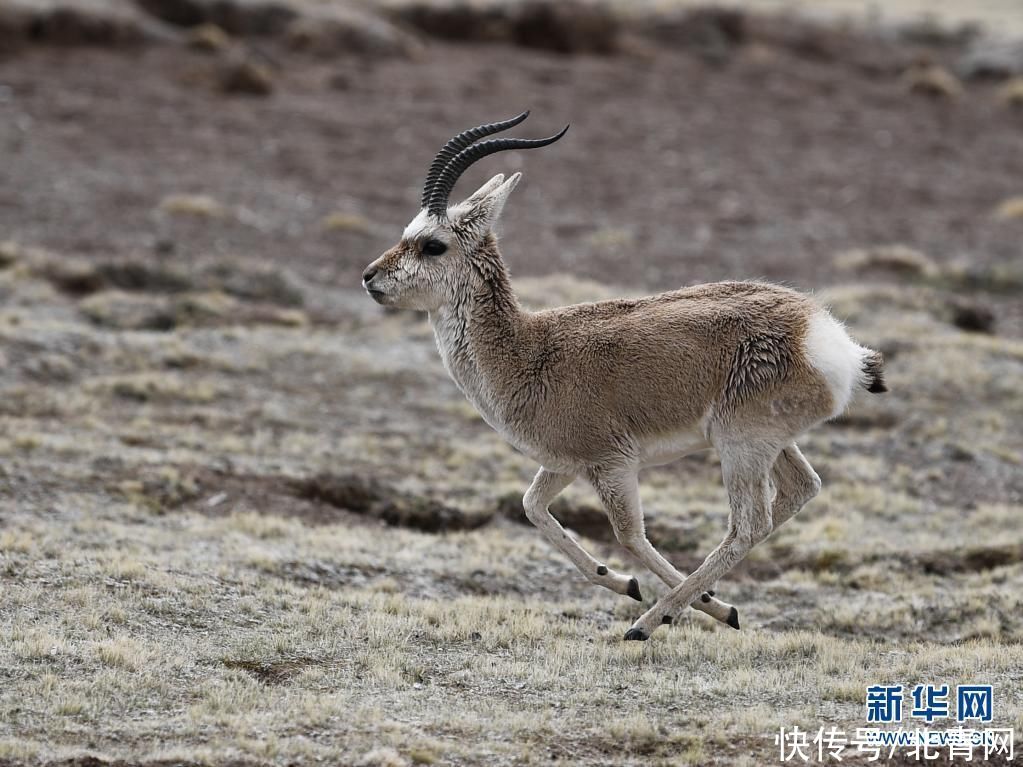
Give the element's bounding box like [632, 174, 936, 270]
[362, 112, 568, 311]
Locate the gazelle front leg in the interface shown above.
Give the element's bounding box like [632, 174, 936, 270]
[587, 467, 740, 629]
[523, 467, 643, 601]
[624, 445, 775, 640]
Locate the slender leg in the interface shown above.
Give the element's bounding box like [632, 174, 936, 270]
[624, 444, 776, 640]
[588, 467, 740, 628]
[770, 443, 821, 529]
[523, 467, 643, 601]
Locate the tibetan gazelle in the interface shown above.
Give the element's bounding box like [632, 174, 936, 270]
[362, 112, 886, 640]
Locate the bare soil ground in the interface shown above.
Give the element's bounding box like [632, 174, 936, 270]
[1, 2, 1023, 765]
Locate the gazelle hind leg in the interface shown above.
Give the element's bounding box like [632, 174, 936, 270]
[624, 443, 777, 640]
[523, 467, 642, 601]
[587, 467, 740, 629]
[770, 444, 821, 529]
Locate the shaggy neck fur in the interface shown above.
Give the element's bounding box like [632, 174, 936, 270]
[429, 234, 525, 428]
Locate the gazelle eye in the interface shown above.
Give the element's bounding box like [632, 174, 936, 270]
[422, 239, 447, 256]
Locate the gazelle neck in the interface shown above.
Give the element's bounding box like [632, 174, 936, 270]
[428, 236, 526, 426]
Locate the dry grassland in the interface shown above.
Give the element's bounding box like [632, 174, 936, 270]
[1, 240, 1021, 765]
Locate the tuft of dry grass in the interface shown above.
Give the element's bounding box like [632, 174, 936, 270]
[585, 226, 635, 251]
[322, 212, 374, 234]
[992, 196, 1023, 221]
[187, 23, 231, 53]
[158, 193, 228, 218]
[997, 77, 1023, 109]
[903, 63, 963, 99]
[0, 240, 21, 268]
[356, 747, 410, 767]
[88, 372, 223, 404]
[834, 244, 938, 277]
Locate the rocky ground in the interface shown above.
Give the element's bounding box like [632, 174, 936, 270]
[1, 1, 1022, 765]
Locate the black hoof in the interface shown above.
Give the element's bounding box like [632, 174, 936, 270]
[707, 589, 715, 597]
[624, 627, 649, 641]
[661, 614, 673, 625]
[700, 592, 711, 603]
[596, 565, 608, 576]
[727, 606, 740, 630]
[626, 577, 643, 602]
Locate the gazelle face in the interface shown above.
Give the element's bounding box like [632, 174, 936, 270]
[361, 212, 461, 311]
[361, 173, 521, 312]
[361, 111, 566, 311]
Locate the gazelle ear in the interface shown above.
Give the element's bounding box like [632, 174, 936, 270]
[460, 174, 505, 207]
[450, 173, 522, 237]
[484, 172, 520, 222]
[451, 173, 522, 237]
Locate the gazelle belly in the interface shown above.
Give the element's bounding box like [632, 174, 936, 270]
[637, 427, 713, 468]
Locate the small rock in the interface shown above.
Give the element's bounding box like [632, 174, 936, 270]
[220, 57, 273, 96]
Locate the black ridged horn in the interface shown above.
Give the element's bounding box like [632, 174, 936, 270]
[420, 111, 530, 210]
[427, 125, 570, 217]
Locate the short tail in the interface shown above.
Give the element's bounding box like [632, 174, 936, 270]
[861, 349, 888, 393]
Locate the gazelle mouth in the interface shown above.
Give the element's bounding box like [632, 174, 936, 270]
[365, 287, 389, 303]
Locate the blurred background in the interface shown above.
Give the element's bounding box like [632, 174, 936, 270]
[1, 1, 1022, 765]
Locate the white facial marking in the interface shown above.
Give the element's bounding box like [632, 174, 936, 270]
[403, 209, 444, 242]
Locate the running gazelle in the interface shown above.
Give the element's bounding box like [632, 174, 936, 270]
[361, 112, 886, 640]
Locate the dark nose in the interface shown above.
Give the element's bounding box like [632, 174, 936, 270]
[362, 265, 378, 285]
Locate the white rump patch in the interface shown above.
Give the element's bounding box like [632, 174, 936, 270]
[803, 310, 867, 417]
